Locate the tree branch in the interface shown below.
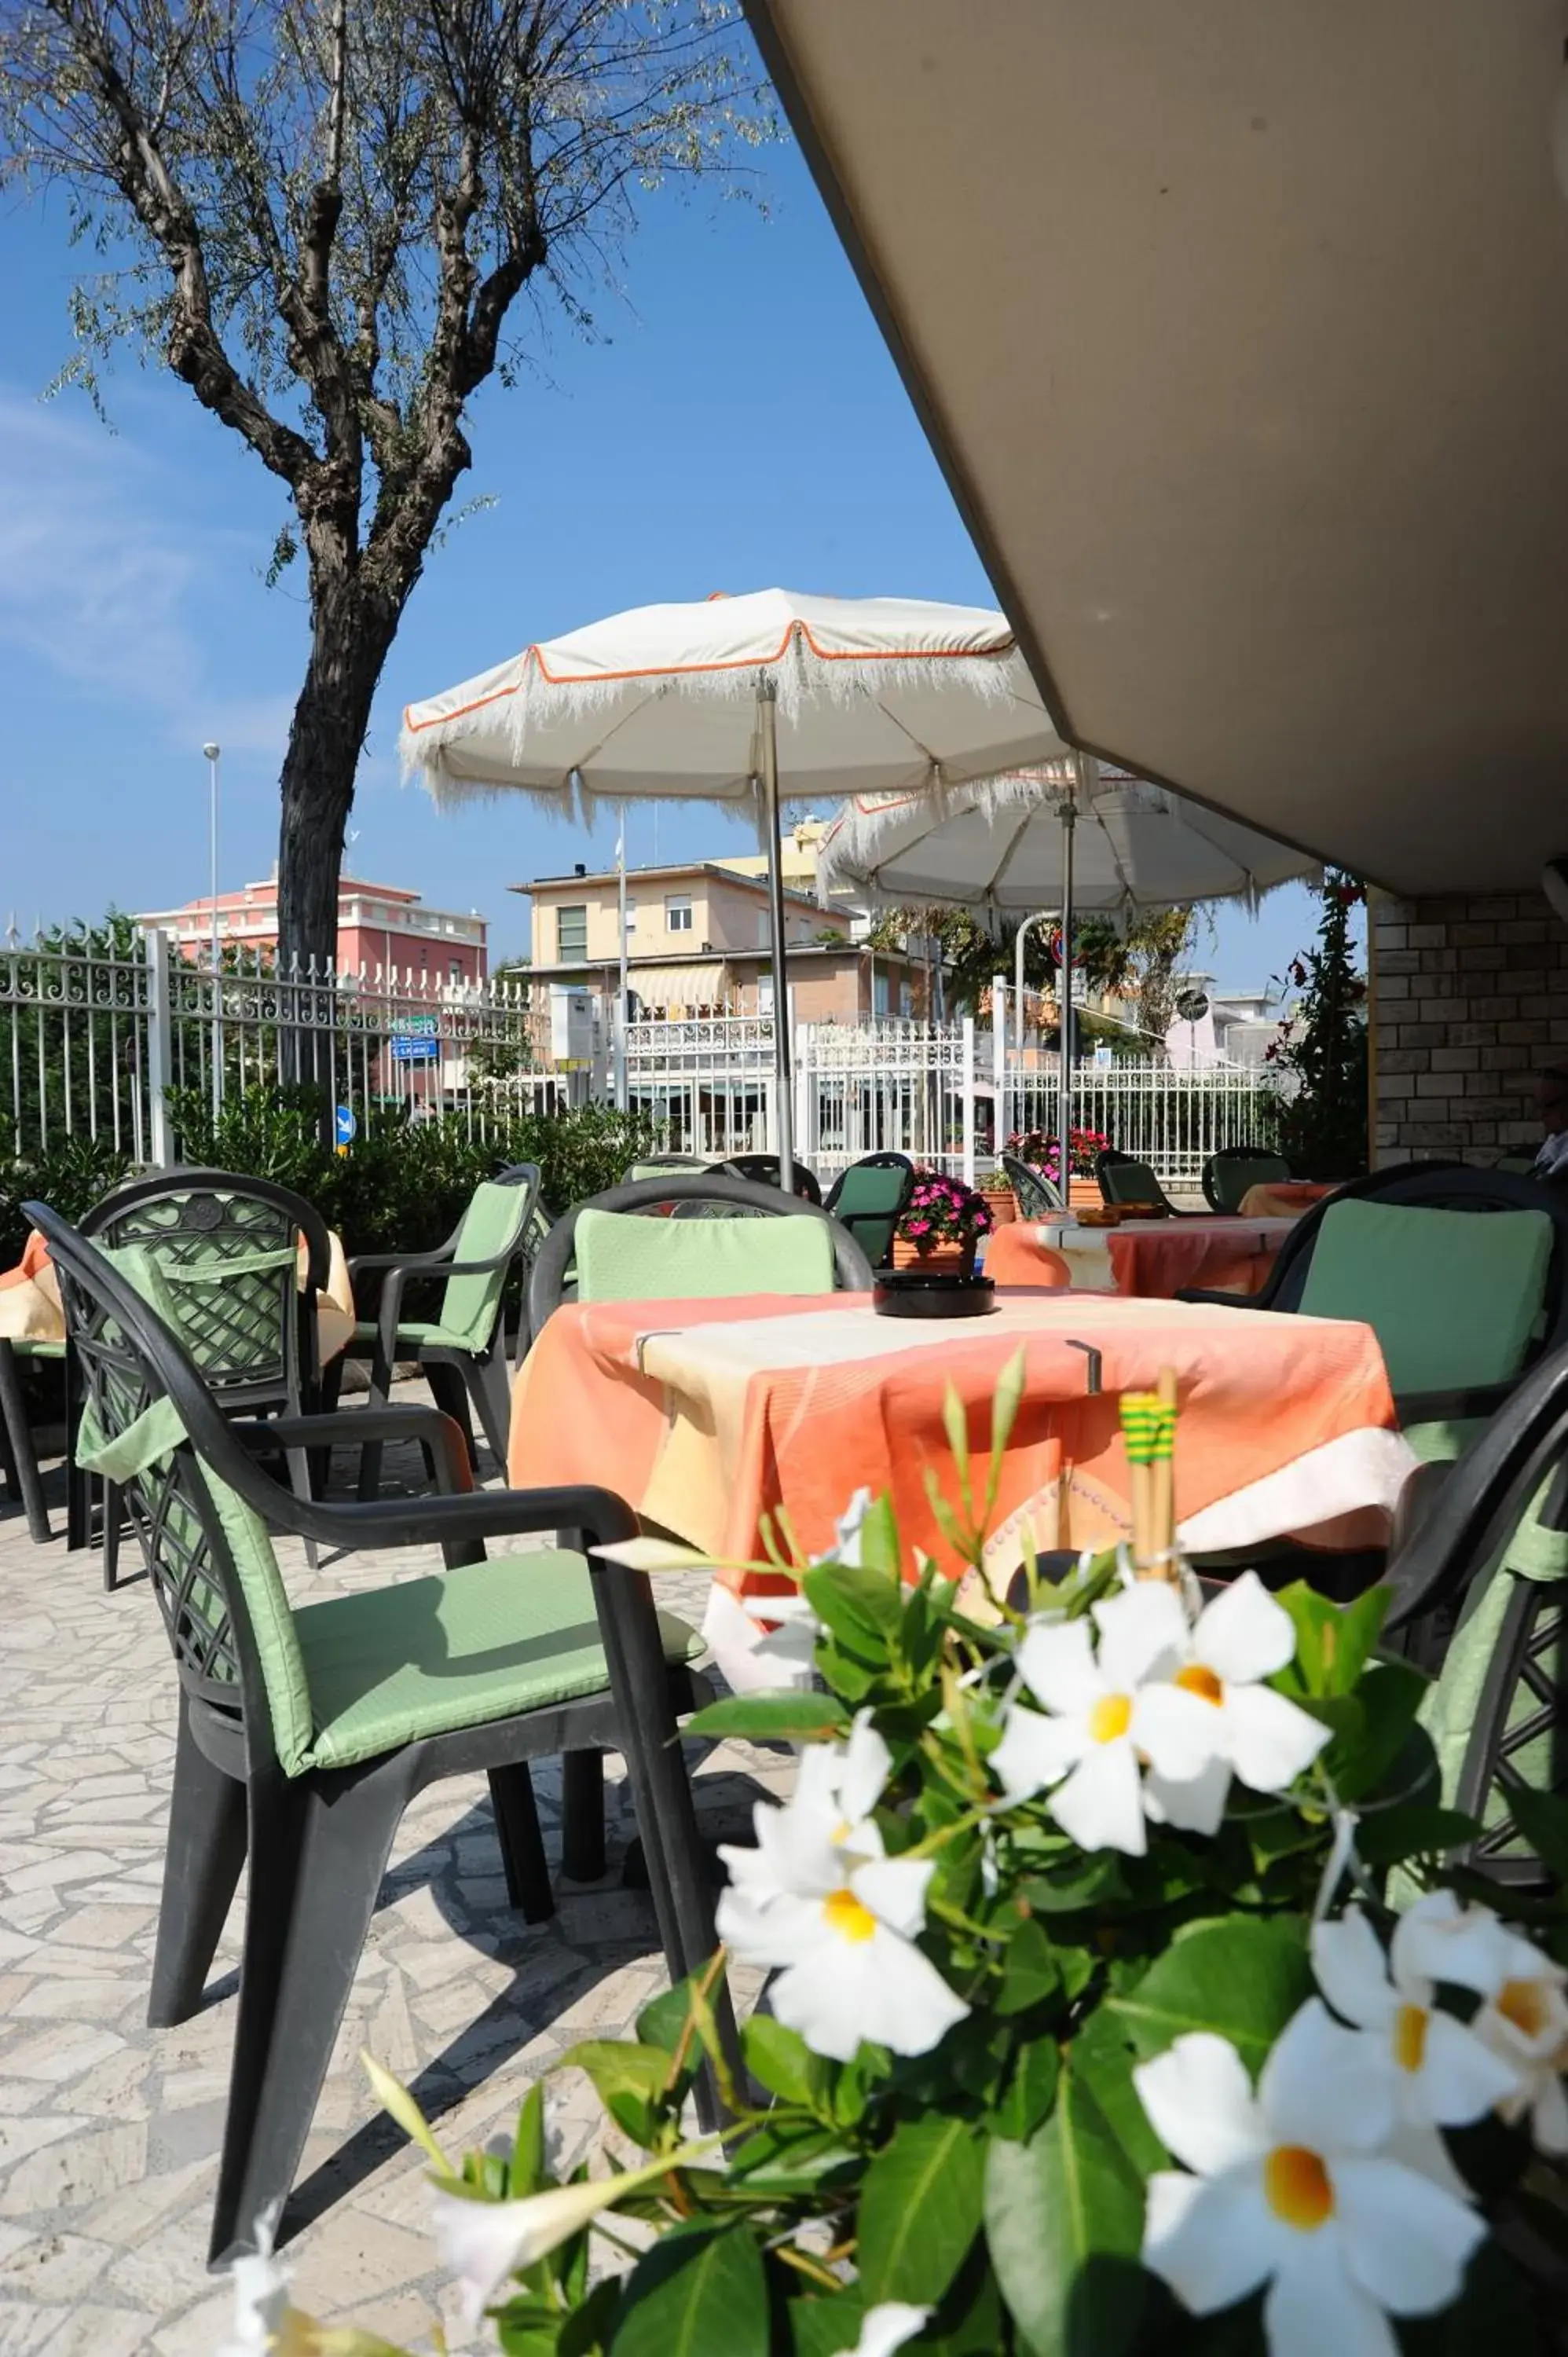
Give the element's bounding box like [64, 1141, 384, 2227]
[67, 8, 317, 491]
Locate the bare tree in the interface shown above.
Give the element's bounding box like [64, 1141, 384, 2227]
[0, 0, 773, 974]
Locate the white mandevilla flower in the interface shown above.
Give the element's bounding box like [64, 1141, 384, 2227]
[816, 1486, 874, 1568]
[741, 1589, 821, 1681]
[1470, 1925, 1568, 2154]
[1140, 1572, 1332, 1834]
[852, 2302, 932, 2357]
[1311, 1899, 1520, 2132]
[432, 2139, 716, 2331]
[217, 2209, 328, 2357]
[989, 1583, 1218, 1855]
[1137, 2000, 1486, 2357]
[716, 1712, 969, 2062]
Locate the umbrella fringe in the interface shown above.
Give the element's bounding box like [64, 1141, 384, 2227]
[401, 639, 1024, 807]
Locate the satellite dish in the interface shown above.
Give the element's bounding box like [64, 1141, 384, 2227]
[1544, 858, 1568, 926]
[1175, 988, 1210, 1024]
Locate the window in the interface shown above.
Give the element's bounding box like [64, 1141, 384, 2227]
[757, 912, 771, 948]
[625, 898, 637, 933]
[665, 895, 693, 933]
[449, 959, 463, 984]
[556, 905, 588, 958]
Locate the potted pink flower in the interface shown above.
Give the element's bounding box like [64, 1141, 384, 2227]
[892, 1170, 995, 1275]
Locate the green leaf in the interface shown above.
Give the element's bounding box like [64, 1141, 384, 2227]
[683, 1693, 850, 1742]
[990, 2035, 1061, 2143]
[1274, 1579, 1389, 1695]
[789, 2291, 866, 2357]
[995, 1919, 1063, 2018]
[637, 1977, 697, 2058]
[1068, 2013, 1167, 2179]
[1022, 1853, 1130, 1914]
[1104, 1914, 1312, 2076]
[555, 2040, 670, 2146]
[857, 2116, 985, 2308]
[1354, 1804, 1480, 1867]
[722, 2120, 859, 2194]
[984, 2065, 1149, 2357]
[1496, 1780, 1568, 1881]
[509, 2081, 547, 2197]
[612, 2221, 769, 2357]
[1329, 1661, 1433, 1802]
[741, 2013, 833, 2108]
[804, 1560, 903, 1647]
[853, 1492, 904, 1582]
[556, 2275, 622, 2357]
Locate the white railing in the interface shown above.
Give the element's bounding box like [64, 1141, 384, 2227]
[1, 932, 1284, 1187]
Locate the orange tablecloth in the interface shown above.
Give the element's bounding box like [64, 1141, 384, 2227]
[984, 1215, 1295, 1299]
[1238, 1180, 1339, 1219]
[510, 1292, 1413, 1667]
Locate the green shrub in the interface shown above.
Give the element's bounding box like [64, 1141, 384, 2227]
[1, 1131, 137, 1264]
[161, 1083, 658, 1255]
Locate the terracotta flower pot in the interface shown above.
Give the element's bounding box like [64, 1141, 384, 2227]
[892, 1236, 976, 1274]
[980, 1185, 1017, 1228]
[1068, 1177, 1102, 1210]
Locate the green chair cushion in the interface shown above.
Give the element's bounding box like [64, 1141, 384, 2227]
[1297, 1200, 1553, 1396]
[294, 1554, 702, 1772]
[2, 1338, 65, 1359]
[349, 1318, 476, 1353]
[830, 1167, 910, 1221]
[1209, 1155, 1291, 1213]
[87, 1243, 319, 1775]
[573, 1206, 836, 1303]
[438, 1182, 532, 1353]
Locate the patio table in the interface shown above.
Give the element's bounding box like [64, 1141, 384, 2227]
[984, 1213, 1297, 1299]
[509, 1289, 1414, 1683]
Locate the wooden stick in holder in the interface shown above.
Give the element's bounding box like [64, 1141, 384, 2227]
[1119, 1374, 1180, 1582]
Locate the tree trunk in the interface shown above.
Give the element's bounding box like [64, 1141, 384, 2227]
[275, 568, 401, 1090]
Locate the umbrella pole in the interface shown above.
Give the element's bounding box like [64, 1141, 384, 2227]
[757, 677, 795, 1189]
[1059, 780, 1078, 1208]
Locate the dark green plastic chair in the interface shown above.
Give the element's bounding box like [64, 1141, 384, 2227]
[622, 1154, 715, 1182]
[1201, 1147, 1293, 1212]
[335, 1165, 540, 1487]
[0, 1334, 66, 1541]
[529, 1173, 874, 1332]
[714, 1153, 824, 1203]
[1379, 1332, 1568, 1890]
[999, 1152, 1063, 1220]
[1096, 1148, 1189, 1215]
[79, 1168, 333, 1585]
[822, 1153, 916, 1268]
[33, 1199, 723, 2267]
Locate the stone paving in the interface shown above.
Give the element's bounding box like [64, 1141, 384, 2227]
[0, 1392, 786, 2352]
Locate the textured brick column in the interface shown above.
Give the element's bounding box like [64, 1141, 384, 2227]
[1369, 891, 1568, 1165]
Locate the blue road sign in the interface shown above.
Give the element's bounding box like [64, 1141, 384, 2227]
[390, 1035, 440, 1063]
[335, 1105, 357, 1146]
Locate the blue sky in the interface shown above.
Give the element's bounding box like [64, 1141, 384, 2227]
[0, 127, 1321, 993]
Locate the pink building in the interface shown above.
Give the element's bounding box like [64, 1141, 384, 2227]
[139, 873, 488, 984]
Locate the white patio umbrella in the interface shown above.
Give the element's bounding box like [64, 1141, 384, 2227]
[400, 589, 1067, 1181]
[818, 765, 1319, 1195]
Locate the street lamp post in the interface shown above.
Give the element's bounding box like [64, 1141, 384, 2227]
[202, 742, 222, 1110]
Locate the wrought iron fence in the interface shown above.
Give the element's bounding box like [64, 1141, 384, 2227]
[2, 929, 1284, 1190]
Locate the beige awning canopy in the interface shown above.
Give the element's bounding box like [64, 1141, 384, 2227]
[746, 0, 1568, 892]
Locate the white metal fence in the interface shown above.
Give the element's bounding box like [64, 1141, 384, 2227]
[2, 930, 1284, 1188]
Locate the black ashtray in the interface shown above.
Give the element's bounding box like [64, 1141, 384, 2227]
[873, 1270, 998, 1319]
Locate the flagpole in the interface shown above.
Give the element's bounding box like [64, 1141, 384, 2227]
[615, 805, 629, 1112]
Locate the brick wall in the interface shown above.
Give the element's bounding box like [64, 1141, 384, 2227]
[1371, 890, 1568, 1164]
